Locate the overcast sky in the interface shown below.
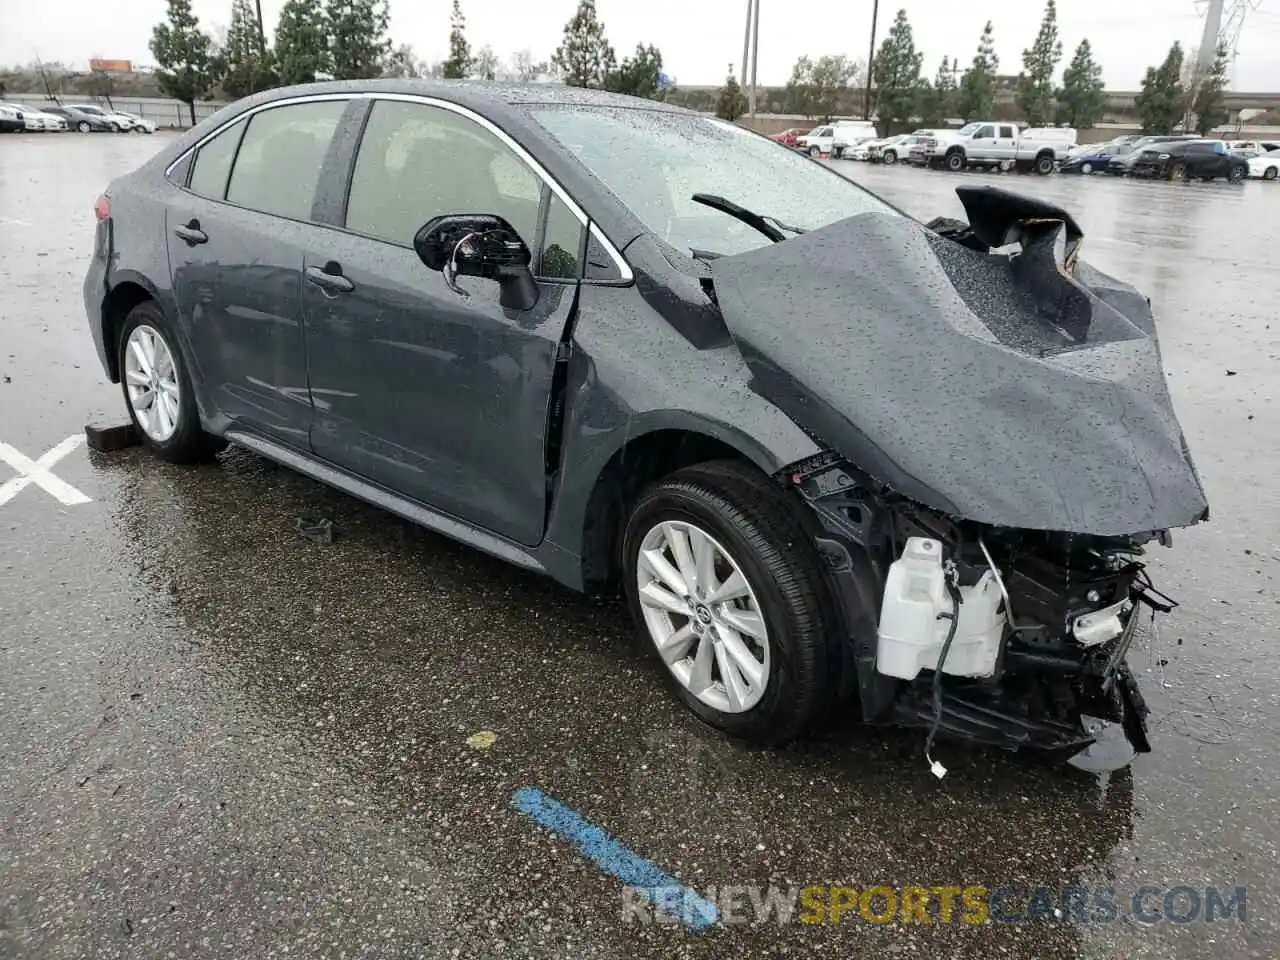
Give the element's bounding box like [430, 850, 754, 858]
[4, 0, 1280, 90]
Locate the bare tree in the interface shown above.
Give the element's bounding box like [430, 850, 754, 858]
[473, 44, 500, 80]
[510, 49, 551, 81]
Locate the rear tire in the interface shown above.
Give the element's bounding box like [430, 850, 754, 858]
[117, 301, 225, 464]
[1227, 165, 1245, 183]
[622, 461, 841, 745]
[1034, 153, 1055, 175]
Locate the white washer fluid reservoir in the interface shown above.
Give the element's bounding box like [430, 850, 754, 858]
[875, 537, 1005, 681]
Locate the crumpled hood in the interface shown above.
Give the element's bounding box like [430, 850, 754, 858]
[709, 186, 1209, 536]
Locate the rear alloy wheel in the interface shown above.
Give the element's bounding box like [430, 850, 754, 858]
[118, 302, 225, 463]
[77, 120, 91, 133]
[622, 461, 840, 744]
[882, 148, 897, 164]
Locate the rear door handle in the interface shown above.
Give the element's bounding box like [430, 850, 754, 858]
[173, 219, 207, 246]
[305, 263, 354, 294]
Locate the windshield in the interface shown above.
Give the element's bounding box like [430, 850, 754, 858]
[957, 122, 981, 136]
[531, 107, 901, 257]
[76, 105, 105, 115]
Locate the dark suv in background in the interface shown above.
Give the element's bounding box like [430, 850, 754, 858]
[1129, 139, 1249, 182]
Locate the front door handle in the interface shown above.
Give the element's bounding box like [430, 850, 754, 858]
[305, 263, 354, 294]
[173, 219, 207, 246]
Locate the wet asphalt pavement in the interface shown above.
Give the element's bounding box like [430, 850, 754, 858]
[1, 133, 1277, 959]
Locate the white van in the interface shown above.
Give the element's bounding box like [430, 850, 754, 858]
[797, 120, 879, 159]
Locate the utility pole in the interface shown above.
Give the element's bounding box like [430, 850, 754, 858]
[863, 0, 879, 121]
[741, 0, 753, 88]
[255, 0, 268, 54]
[1189, 0, 1225, 128]
[749, 0, 760, 116]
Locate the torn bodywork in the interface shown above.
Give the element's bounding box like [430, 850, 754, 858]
[786, 452, 1168, 767]
[709, 186, 1206, 768]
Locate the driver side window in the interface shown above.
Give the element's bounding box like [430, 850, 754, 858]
[975, 125, 995, 139]
[345, 100, 543, 251]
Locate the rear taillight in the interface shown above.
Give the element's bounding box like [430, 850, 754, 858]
[93, 194, 111, 221]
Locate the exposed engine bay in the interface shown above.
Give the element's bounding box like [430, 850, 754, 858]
[704, 184, 1207, 772]
[785, 453, 1175, 774]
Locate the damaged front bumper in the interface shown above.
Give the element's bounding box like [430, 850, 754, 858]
[783, 454, 1175, 771]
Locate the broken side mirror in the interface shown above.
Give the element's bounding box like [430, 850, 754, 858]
[413, 214, 539, 312]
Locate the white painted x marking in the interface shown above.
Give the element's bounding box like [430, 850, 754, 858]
[0, 435, 92, 507]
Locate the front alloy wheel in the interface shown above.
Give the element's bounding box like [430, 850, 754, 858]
[622, 461, 842, 744]
[77, 120, 91, 133]
[808, 145, 821, 159]
[882, 149, 897, 164]
[635, 520, 770, 714]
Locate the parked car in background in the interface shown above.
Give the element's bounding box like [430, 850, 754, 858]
[1061, 138, 1130, 174]
[40, 105, 114, 132]
[769, 127, 805, 149]
[1129, 139, 1248, 182]
[81, 80, 1204, 769]
[1108, 136, 1198, 175]
[797, 120, 877, 159]
[66, 104, 139, 131]
[1247, 149, 1280, 180]
[923, 123, 1076, 175]
[1227, 139, 1280, 155]
[1, 102, 59, 131]
[871, 131, 936, 164]
[112, 111, 158, 134]
[0, 103, 24, 133]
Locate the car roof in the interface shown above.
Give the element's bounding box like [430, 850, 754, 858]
[249, 78, 693, 115]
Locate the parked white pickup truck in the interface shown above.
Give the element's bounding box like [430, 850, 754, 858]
[922, 122, 1077, 175]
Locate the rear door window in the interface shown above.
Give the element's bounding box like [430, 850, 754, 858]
[1000, 125, 1016, 139]
[225, 100, 346, 220]
[187, 118, 246, 199]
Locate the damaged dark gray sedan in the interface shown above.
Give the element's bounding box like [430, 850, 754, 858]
[83, 81, 1208, 772]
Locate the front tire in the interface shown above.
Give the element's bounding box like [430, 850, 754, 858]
[946, 150, 965, 172]
[1264, 166, 1278, 181]
[622, 461, 840, 745]
[808, 145, 821, 159]
[882, 148, 897, 164]
[76, 120, 91, 133]
[1080, 161, 1093, 174]
[117, 302, 225, 464]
